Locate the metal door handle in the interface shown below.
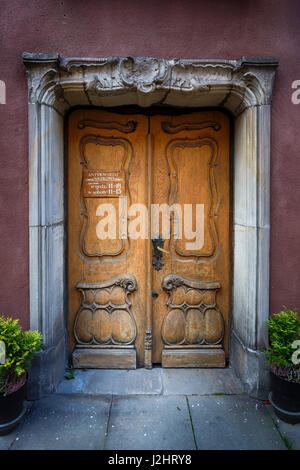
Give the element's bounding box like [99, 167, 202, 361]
[152, 235, 165, 271]
[157, 246, 170, 255]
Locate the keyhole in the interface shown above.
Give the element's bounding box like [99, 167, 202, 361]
[152, 290, 159, 299]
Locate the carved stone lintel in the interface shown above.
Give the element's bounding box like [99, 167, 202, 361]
[119, 57, 170, 93]
[22, 53, 279, 116]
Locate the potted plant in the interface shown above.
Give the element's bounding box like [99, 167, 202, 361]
[265, 307, 300, 424]
[0, 316, 42, 435]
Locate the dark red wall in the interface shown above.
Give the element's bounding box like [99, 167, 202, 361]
[0, 0, 300, 328]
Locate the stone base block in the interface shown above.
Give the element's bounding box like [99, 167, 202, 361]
[72, 348, 137, 369]
[27, 334, 66, 400]
[230, 329, 270, 399]
[162, 348, 226, 368]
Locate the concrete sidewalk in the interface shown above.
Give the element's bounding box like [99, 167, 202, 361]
[0, 368, 299, 450]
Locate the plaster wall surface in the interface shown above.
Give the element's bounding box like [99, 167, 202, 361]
[0, 0, 299, 328]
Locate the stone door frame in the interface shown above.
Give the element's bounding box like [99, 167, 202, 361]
[23, 53, 279, 399]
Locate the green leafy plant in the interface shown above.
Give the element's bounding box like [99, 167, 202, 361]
[0, 316, 43, 395]
[265, 307, 300, 382]
[64, 364, 75, 380]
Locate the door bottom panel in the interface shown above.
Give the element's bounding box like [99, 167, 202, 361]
[162, 347, 225, 368]
[73, 347, 137, 369]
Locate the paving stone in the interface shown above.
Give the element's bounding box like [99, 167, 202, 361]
[56, 369, 104, 394]
[57, 367, 243, 396]
[266, 404, 300, 450]
[57, 368, 163, 395]
[162, 368, 244, 395]
[10, 394, 111, 450]
[0, 432, 15, 450]
[105, 395, 196, 450]
[188, 395, 286, 450]
[0, 402, 33, 450]
[3, 368, 300, 451]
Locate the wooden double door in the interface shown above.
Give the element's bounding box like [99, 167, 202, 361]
[68, 108, 231, 369]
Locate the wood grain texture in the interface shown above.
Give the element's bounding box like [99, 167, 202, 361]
[162, 348, 225, 368]
[68, 109, 148, 366]
[73, 348, 136, 369]
[150, 112, 231, 365]
[68, 109, 231, 368]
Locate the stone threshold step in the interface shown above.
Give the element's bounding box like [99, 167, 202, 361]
[56, 367, 244, 396]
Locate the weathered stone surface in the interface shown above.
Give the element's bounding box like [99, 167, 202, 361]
[57, 368, 163, 395]
[230, 330, 270, 400]
[234, 107, 258, 228]
[56, 367, 244, 396]
[27, 333, 66, 400]
[105, 395, 196, 450]
[232, 224, 258, 347]
[10, 394, 111, 450]
[162, 368, 243, 396]
[23, 54, 278, 113]
[266, 405, 300, 450]
[188, 395, 286, 450]
[1, 390, 297, 450]
[0, 402, 33, 450]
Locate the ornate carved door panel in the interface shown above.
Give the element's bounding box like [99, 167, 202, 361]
[68, 109, 148, 368]
[150, 112, 230, 367]
[68, 109, 230, 368]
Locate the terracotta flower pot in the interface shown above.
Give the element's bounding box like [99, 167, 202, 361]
[269, 371, 300, 424]
[0, 380, 27, 435]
